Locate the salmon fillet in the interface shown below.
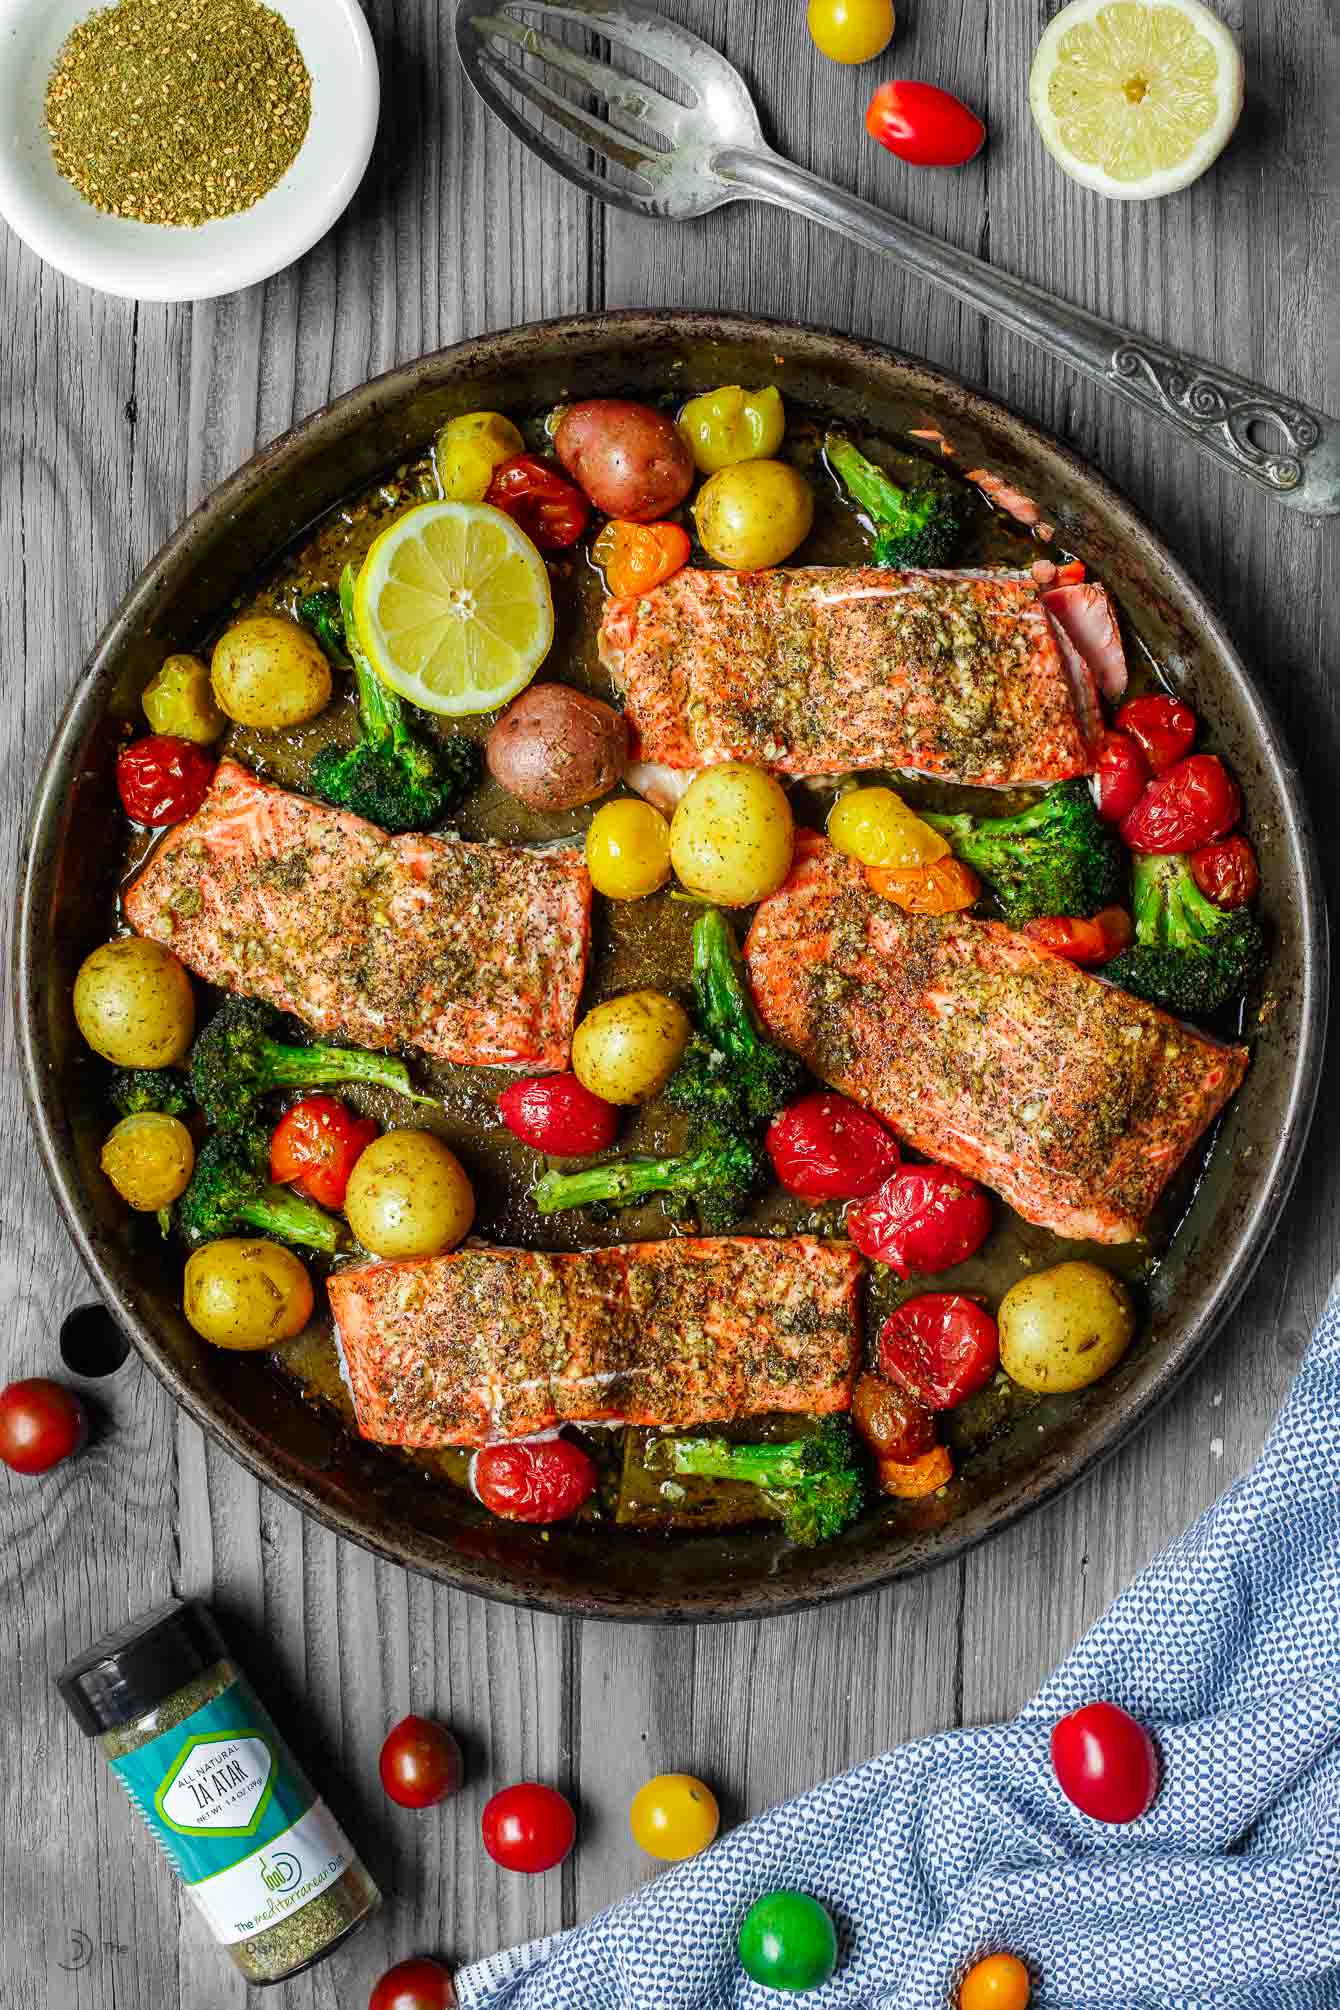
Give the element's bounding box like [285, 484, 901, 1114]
[744, 836, 1248, 1244]
[600, 566, 1100, 784]
[327, 1236, 863, 1447]
[123, 759, 591, 1071]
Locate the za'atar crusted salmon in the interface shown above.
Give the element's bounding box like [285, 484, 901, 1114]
[124, 758, 591, 1070]
[600, 566, 1108, 784]
[327, 1236, 863, 1447]
[744, 835, 1248, 1244]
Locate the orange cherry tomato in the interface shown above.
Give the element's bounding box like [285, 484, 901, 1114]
[866, 856, 980, 913]
[876, 1442, 952, 1498]
[1022, 906, 1132, 967]
[959, 1952, 1031, 2010]
[592, 519, 691, 597]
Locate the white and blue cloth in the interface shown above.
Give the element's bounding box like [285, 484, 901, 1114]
[456, 1295, 1340, 2008]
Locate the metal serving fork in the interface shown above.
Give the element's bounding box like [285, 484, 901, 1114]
[456, 0, 1339, 517]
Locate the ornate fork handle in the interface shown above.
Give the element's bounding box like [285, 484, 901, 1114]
[717, 146, 1340, 517]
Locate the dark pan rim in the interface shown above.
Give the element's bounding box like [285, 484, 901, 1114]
[15, 308, 1329, 1623]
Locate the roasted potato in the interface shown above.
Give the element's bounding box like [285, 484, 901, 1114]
[100, 1113, 195, 1212]
[184, 1239, 314, 1350]
[692, 460, 815, 571]
[211, 614, 332, 729]
[73, 938, 195, 1068]
[669, 763, 795, 906]
[572, 990, 691, 1105]
[344, 1130, 475, 1260]
[486, 684, 628, 811]
[553, 399, 694, 522]
[998, 1261, 1136, 1393]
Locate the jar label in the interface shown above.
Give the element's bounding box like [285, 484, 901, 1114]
[109, 1676, 354, 1944]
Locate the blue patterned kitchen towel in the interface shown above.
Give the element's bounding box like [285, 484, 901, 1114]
[454, 1293, 1340, 2009]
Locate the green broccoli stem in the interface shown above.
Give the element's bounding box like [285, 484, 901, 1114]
[296, 588, 352, 667]
[825, 435, 903, 529]
[254, 1034, 437, 1106]
[339, 564, 405, 753]
[692, 908, 764, 1062]
[533, 1151, 720, 1215]
[238, 1184, 345, 1253]
[665, 1437, 808, 1486]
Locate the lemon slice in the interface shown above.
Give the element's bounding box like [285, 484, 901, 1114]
[352, 501, 554, 717]
[1029, 0, 1243, 201]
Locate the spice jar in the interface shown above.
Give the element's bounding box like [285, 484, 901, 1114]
[58, 1598, 379, 1984]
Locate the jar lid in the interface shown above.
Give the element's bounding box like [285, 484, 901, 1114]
[57, 1597, 228, 1736]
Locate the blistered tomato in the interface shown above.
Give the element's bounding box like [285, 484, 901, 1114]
[481, 1783, 576, 1872]
[847, 1163, 992, 1278]
[498, 1073, 620, 1156]
[828, 785, 948, 870]
[1115, 693, 1197, 774]
[865, 855, 980, 914]
[592, 519, 691, 597]
[1120, 753, 1241, 854]
[270, 1094, 378, 1210]
[878, 1292, 999, 1409]
[877, 1443, 953, 1497]
[1092, 729, 1150, 824]
[1190, 834, 1259, 908]
[629, 1773, 720, 1860]
[379, 1715, 463, 1809]
[866, 81, 985, 166]
[485, 455, 590, 550]
[472, 1438, 599, 1523]
[677, 385, 785, 474]
[960, 1952, 1031, 2010]
[0, 1378, 87, 1475]
[1022, 906, 1132, 967]
[437, 410, 524, 503]
[850, 1370, 936, 1462]
[1050, 1700, 1159, 1824]
[116, 735, 217, 826]
[767, 1092, 900, 1202]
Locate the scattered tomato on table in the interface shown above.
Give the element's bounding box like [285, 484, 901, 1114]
[1191, 833, 1259, 907]
[766, 1091, 900, 1202]
[847, 1162, 992, 1278]
[1119, 752, 1241, 853]
[1115, 693, 1197, 774]
[1022, 906, 1132, 966]
[481, 1782, 577, 1872]
[116, 734, 216, 826]
[960, 1951, 1032, 2010]
[879, 1292, 999, 1409]
[368, 1956, 456, 2010]
[1050, 1699, 1159, 1823]
[592, 518, 691, 597]
[629, 1772, 720, 1860]
[1092, 728, 1150, 824]
[270, 1094, 377, 1210]
[497, 1073, 620, 1156]
[737, 1889, 839, 1992]
[379, 1714, 463, 1810]
[484, 454, 590, 550]
[866, 81, 985, 167]
[472, 1438, 599, 1524]
[807, 0, 895, 65]
[0, 1377, 87, 1475]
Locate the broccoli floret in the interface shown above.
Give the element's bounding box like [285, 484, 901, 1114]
[303, 567, 480, 833]
[1104, 852, 1265, 1016]
[924, 781, 1125, 926]
[108, 1068, 194, 1119]
[665, 907, 803, 1129]
[175, 1128, 344, 1252]
[532, 1129, 764, 1233]
[295, 587, 351, 666]
[826, 433, 962, 571]
[659, 1417, 865, 1546]
[190, 995, 437, 1132]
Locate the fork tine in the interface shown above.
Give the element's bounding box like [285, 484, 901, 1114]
[492, 0, 719, 88]
[475, 44, 663, 175]
[471, 49, 660, 204]
[471, 12, 691, 137]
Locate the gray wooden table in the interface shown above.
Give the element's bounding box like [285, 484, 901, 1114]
[2, 4, 1337, 2004]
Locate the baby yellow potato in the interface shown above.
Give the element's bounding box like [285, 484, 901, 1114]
[827, 786, 948, 870]
[998, 1261, 1137, 1394]
[184, 1238, 314, 1350]
[572, 990, 691, 1105]
[586, 798, 672, 901]
[344, 1129, 475, 1260]
[692, 459, 814, 571]
[670, 764, 795, 906]
[437, 410, 524, 502]
[73, 937, 195, 1068]
[211, 614, 332, 729]
[101, 1113, 195, 1212]
[142, 653, 227, 744]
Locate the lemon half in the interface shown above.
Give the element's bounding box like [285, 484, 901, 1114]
[1029, 0, 1244, 201]
[352, 501, 554, 717]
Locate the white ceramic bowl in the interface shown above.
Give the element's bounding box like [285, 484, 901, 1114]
[0, 0, 378, 300]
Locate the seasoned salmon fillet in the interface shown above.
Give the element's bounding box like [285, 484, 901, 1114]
[327, 1236, 863, 1447]
[124, 760, 590, 1071]
[744, 836, 1248, 1243]
[600, 567, 1101, 785]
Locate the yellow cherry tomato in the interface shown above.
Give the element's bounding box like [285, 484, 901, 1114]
[629, 1773, 721, 1861]
[677, 385, 785, 475]
[959, 1952, 1031, 2010]
[100, 1113, 195, 1212]
[827, 785, 948, 870]
[572, 990, 690, 1105]
[586, 798, 673, 901]
[142, 654, 227, 744]
[807, 0, 895, 64]
[669, 764, 794, 906]
[436, 410, 525, 502]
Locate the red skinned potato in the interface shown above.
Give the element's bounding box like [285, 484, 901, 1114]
[486, 684, 628, 812]
[553, 400, 694, 521]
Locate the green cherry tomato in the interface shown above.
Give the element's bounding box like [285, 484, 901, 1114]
[738, 1891, 838, 1993]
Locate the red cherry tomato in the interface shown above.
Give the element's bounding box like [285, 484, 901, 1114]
[472, 1438, 599, 1524]
[379, 1714, 463, 1810]
[847, 1163, 992, 1279]
[1119, 754, 1241, 855]
[1050, 1700, 1159, 1824]
[270, 1094, 378, 1210]
[1190, 834, 1259, 909]
[497, 1073, 620, 1156]
[116, 735, 217, 826]
[485, 455, 590, 550]
[481, 1782, 576, 1872]
[850, 1370, 937, 1462]
[1022, 906, 1132, 968]
[1114, 693, 1197, 775]
[368, 1957, 456, 2010]
[1092, 730, 1150, 825]
[879, 1292, 999, 1410]
[766, 1091, 900, 1202]
[0, 1378, 87, 1475]
[866, 81, 985, 167]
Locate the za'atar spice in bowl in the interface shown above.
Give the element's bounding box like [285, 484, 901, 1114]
[0, 0, 377, 299]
